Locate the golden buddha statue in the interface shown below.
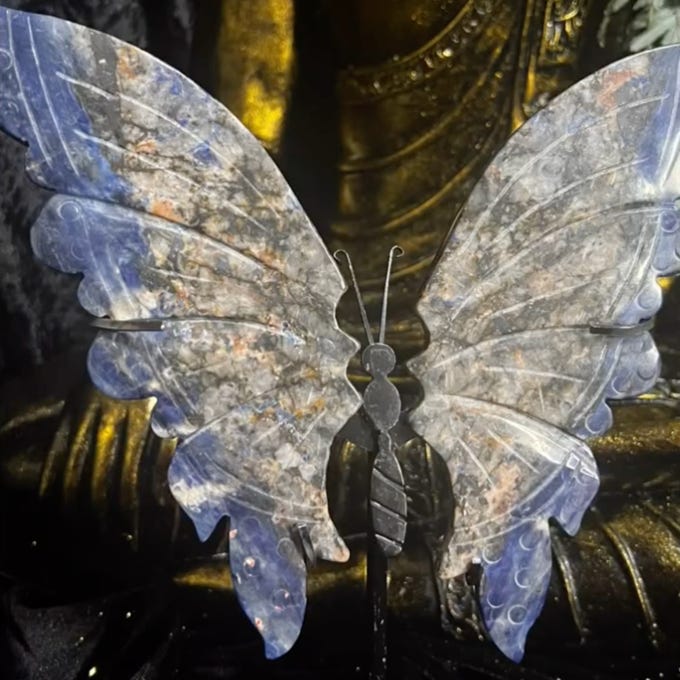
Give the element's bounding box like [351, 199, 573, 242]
[1, 1, 679, 677]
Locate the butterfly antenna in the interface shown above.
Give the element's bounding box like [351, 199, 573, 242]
[334, 249, 374, 345]
[378, 245, 403, 344]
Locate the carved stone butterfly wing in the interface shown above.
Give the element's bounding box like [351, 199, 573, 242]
[408, 46, 680, 660]
[0, 8, 361, 658]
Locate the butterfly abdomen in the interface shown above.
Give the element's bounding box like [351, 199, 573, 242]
[370, 433, 407, 556]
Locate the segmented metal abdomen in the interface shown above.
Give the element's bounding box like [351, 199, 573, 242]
[370, 433, 407, 556]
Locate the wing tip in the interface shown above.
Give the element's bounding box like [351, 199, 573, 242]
[479, 522, 552, 665]
[228, 510, 307, 661]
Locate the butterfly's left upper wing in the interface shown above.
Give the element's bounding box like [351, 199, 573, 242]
[409, 46, 680, 661]
[0, 8, 361, 658]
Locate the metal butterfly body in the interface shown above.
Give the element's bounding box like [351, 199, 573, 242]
[1, 7, 679, 663]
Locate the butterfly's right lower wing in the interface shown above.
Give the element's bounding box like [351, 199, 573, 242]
[409, 46, 680, 660]
[415, 395, 597, 659]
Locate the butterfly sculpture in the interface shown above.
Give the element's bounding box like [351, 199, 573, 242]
[1, 6, 678, 664]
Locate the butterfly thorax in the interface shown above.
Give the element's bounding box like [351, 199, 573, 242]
[362, 343, 400, 434]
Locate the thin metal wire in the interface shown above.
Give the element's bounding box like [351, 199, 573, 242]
[589, 317, 654, 336]
[334, 249, 374, 345]
[379, 245, 404, 344]
[91, 318, 165, 332]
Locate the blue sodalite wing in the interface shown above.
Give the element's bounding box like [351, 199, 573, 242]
[0, 8, 361, 657]
[408, 46, 680, 661]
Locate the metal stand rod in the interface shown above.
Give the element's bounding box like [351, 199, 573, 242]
[368, 507, 388, 680]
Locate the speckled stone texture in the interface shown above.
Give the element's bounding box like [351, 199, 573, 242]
[409, 47, 680, 661]
[0, 7, 361, 659]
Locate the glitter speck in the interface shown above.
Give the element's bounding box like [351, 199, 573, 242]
[243, 556, 258, 576]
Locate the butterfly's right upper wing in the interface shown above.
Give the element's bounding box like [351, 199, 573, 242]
[0, 8, 361, 658]
[409, 47, 680, 660]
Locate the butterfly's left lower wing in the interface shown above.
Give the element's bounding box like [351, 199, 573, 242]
[0, 8, 361, 658]
[409, 46, 680, 660]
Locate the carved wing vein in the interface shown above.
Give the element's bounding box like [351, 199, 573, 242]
[456, 434, 495, 487]
[481, 365, 586, 384]
[143, 335, 196, 411]
[485, 158, 649, 251]
[27, 17, 79, 174]
[298, 402, 328, 443]
[177, 455, 325, 519]
[426, 326, 589, 371]
[55, 70, 280, 224]
[481, 277, 603, 323]
[659, 51, 680, 186]
[73, 128, 200, 187]
[486, 430, 538, 473]
[7, 15, 51, 163]
[432, 204, 663, 337]
[457, 94, 667, 257]
[115, 217, 268, 274]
